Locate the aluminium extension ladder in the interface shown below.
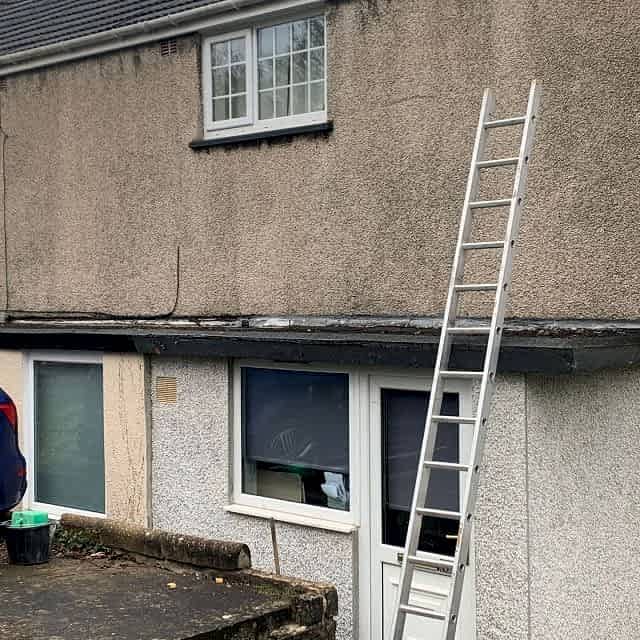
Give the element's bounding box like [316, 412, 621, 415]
[389, 80, 541, 640]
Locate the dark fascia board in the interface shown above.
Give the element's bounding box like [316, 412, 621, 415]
[0, 322, 639, 374]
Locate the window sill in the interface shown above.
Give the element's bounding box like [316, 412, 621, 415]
[189, 121, 333, 150]
[224, 503, 357, 534]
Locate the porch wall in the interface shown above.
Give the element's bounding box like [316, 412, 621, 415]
[102, 353, 150, 526]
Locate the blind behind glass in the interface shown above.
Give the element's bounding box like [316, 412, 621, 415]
[34, 361, 105, 513]
[242, 367, 349, 473]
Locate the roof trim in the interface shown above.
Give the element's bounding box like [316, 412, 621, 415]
[0, 0, 326, 77]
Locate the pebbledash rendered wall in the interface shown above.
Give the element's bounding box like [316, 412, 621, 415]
[149, 356, 640, 639]
[2, 0, 640, 321]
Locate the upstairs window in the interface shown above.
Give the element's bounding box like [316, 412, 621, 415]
[202, 15, 327, 139]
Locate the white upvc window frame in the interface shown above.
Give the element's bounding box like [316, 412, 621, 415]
[231, 360, 360, 529]
[202, 28, 254, 132]
[23, 351, 106, 520]
[201, 12, 328, 140]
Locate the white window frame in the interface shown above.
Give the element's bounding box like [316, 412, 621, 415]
[231, 360, 360, 529]
[201, 13, 328, 140]
[23, 351, 106, 520]
[202, 28, 254, 132]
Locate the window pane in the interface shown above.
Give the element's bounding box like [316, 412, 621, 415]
[276, 87, 290, 117]
[275, 56, 290, 87]
[230, 64, 246, 94]
[241, 368, 350, 511]
[275, 23, 290, 55]
[213, 41, 228, 66]
[310, 48, 324, 81]
[292, 84, 307, 114]
[292, 52, 307, 84]
[292, 20, 308, 51]
[310, 16, 324, 48]
[213, 67, 229, 97]
[258, 59, 273, 90]
[230, 37, 245, 63]
[34, 362, 104, 513]
[258, 26, 273, 58]
[213, 97, 229, 121]
[231, 94, 247, 118]
[310, 81, 325, 111]
[259, 90, 274, 119]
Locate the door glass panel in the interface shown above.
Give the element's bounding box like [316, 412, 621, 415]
[381, 389, 459, 556]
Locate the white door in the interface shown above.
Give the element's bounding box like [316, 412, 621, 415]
[368, 375, 476, 640]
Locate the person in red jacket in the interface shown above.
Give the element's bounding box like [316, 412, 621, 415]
[0, 388, 26, 522]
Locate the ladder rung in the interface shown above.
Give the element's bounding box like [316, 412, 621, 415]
[469, 198, 512, 209]
[399, 604, 447, 621]
[416, 507, 461, 520]
[447, 326, 491, 335]
[484, 115, 526, 128]
[476, 156, 519, 168]
[432, 414, 476, 424]
[407, 555, 455, 571]
[454, 283, 498, 292]
[439, 370, 484, 379]
[424, 460, 470, 472]
[462, 240, 505, 250]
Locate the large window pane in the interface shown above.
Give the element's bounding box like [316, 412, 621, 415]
[241, 368, 350, 511]
[34, 361, 104, 513]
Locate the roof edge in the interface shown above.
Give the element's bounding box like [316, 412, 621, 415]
[0, 316, 639, 374]
[0, 0, 326, 77]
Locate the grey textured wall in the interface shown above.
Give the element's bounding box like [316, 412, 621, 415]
[150, 356, 355, 640]
[2, 0, 640, 319]
[526, 368, 640, 639]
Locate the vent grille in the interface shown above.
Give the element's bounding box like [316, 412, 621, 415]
[160, 38, 178, 56]
[155, 376, 177, 404]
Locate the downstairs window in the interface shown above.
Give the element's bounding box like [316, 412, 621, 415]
[238, 366, 350, 515]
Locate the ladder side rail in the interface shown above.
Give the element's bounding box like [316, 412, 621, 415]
[442, 80, 541, 640]
[389, 87, 496, 640]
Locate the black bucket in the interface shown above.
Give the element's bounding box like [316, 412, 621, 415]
[2, 522, 51, 565]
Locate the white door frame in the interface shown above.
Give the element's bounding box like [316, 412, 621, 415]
[358, 372, 476, 640]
